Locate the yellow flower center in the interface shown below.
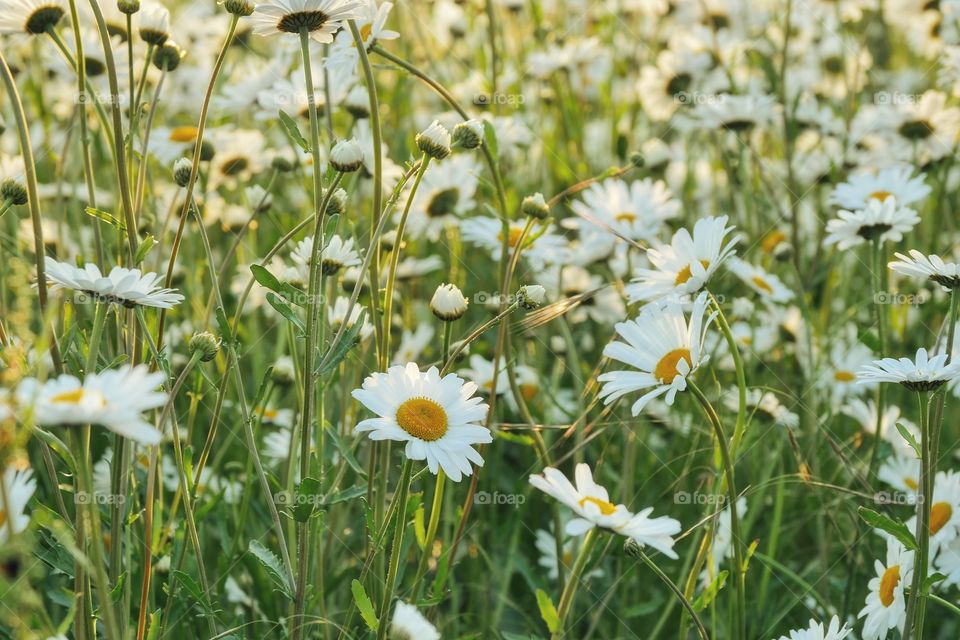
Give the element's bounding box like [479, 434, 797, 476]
[931, 501, 953, 535]
[751, 276, 774, 294]
[169, 126, 199, 143]
[615, 211, 637, 223]
[905, 477, 918, 491]
[869, 190, 893, 202]
[675, 260, 711, 286]
[761, 231, 787, 253]
[579, 496, 617, 516]
[879, 565, 901, 607]
[360, 23, 373, 41]
[498, 226, 525, 248]
[51, 388, 86, 404]
[396, 397, 448, 441]
[520, 384, 538, 401]
[834, 370, 856, 382]
[654, 348, 692, 384]
[258, 407, 278, 420]
[0, 509, 6, 530]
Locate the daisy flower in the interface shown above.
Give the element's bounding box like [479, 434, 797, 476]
[859, 539, 914, 640]
[250, 0, 366, 43]
[460, 217, 566, 270]
[923, 470, 960, 555]
[328, 297, 374, 341]
[402, 154, 480, 241]
[389, 601, 439, 640]
[0, 463, 36, 543]
[0, 0, 65, 35]
[598, 292, 715, 415]
[529, 463, 681, 557]
[775, 616, 851, 640]
[392, 325, 434, 365]
[824, 198, 920, 250]
[878, 453, 920, 500]
[829, 165, 930, 210]
[17, 366, 167, 445]
[857, 347, 960, 392]
[727, 258, 794, 303]
[351, 363, 491, 481]
[43, 258, 184, 309]
[694, 93, 778, 132]
[889, 249, 960, 290]
[570, 177, 680, 247]
[625, 216, 739, 303]
[291, 234, 361, 276]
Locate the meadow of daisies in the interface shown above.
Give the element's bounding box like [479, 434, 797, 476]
[10, 1, 960, 640]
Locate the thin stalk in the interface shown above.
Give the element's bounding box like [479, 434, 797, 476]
[689, 380, 746, 640]
[625, 542, 709, 640]
[554, 528, 599, 637]
[903, 390, 932, 640]
[410, 469, 446, 597]
[376, 460, 414, 639]
[381, 154, 431, 366]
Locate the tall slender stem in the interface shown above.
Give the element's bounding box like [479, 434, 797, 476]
[689, 380, 746, 640]
[903, 390, 932, 640]
[554, 528, 599, 637]
[376, 459, 414, 639]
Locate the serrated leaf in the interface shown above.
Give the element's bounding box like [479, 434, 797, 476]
[85, 207, 126, 230]
[352, 579, 378, 632]
[535, 589, 560, 633]
[315, 310, 366, 375]
[249, 540, 293, 599]
[693, 570, 728, 611]
[896, 422, 922, 459]
[293, 477, 321, 522]
[134, 234, 155, 265]
[267, 293, 305, 333]
[279, 109, 310, 152]
[858, 507, 918, 551]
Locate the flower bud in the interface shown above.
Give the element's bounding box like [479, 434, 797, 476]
[521, 192, 549, 220]
[1, 180, 28, 206]
[222, 0, 255, 16]
[118, 0, 140, 14]
[189, 332, 221, 362]
[430, 283, 469, 321]
[173, 158, 192, 187]
[517, 285, 546, 310]
[452, 119, 484, 149]
[153, 40, 184, 71]
[330, 139, 364, 173]
[416, 120, 452, 160]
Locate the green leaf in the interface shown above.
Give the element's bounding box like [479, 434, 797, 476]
[326, 427, 366, 477]
[84, 207, 126, 230]
[414, 504, 426, 549]
[215, 306, 234, 348]
[315, 310, 366, 375]
[860, 330, 881, 352]
[896, 422, 922, 459]
[145, 610, 162, 640]
[482, 119, 499, 159]
[250, 264, 282, 291]
[535, 589, 561, 633]
[172, 570, 215, 615]
[249, 540, 293, 599]
[279, 109, 310, 152]
[134, 234, 155, 265]
[858, 507, 918, 551]
[924, 572, 947, 594]
[110, 571, 127, 602]
[266, 293, 305, 333]
[693, 570, 728, 611]
[324, 484, 367, 506]
[292, 477, 321, 522]
[352, 579, 379, 632]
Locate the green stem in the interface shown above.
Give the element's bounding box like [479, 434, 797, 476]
[625, 542, 709, 640]
[689, 380, 746, 640]
[708, 292, 747, 453]
[410, 469, 446, 598]
[376, 460, 414, 639]
[554, 528, 599, 637]
[903, 390, 932, 640]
